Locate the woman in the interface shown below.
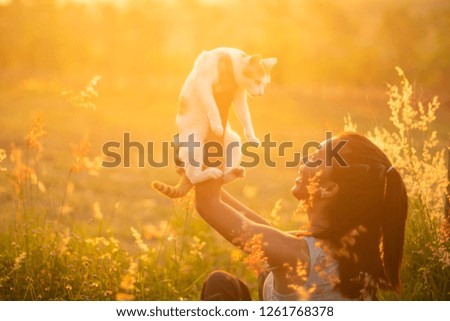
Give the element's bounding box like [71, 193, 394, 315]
[195, 132, 408, 300]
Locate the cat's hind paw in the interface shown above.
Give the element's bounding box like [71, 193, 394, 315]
[247, 136, 260, 145]
[211, 124, 224, 137]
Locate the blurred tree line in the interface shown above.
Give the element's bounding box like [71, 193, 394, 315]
[0, 0, 448, 89]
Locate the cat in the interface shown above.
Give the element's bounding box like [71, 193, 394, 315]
[152, 47, 277, 198]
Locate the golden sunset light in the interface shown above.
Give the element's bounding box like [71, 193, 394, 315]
[0, 0, 448, 309]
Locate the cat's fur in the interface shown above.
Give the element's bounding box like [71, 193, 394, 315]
[152, 47, 276, 198]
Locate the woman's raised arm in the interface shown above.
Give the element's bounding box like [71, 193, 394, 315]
[220, 189, 271, 226]
[195, 178, 307, 268]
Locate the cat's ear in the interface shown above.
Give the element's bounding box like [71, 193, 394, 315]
[246, 54, 262, 65]
[261, 58, 277, 72]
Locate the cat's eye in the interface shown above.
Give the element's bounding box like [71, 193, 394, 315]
[255, 80, 262, 86]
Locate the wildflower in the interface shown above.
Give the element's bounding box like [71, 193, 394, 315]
[366, 68, 446, 215]
[189, 236, 206, 260]
[289, 282, 317, 301]
[108, 236, 121, 250]
[70, 138, 90, 173]
[9, 145, 33, 198]
[295, 260, 309, 283]
[13, 252, 27, 270]
[130, 227, 149, 253]
[268, 199, 282, 226]
[142, 224, 158, 240]
[294, 199, 307, 216]
[281, 260, 316, 300]
[119, 259, 138, 292]
[173, 189, 195, 211]
[70, 137, 102, 175]
[230, 249, 242, 263]
[81, 256, 90, 268]
[142, 222, 165, 240]
[243, 233, 269, 276]
[58, 228, 71, 256]
[59, 204, 74, 216]
[104, 290, 113, 297]
[92, 201, 103, 221]
[30, 172, 46, 193]
[433, 220, 450, 268]
[333, 226, 365, 261]
[116, 293, 135, 301]
[25, 116, 46, 154]
[0, 149, 6, 172]
[295, 170, 323, 213]
[343, 113, 357, 132]
[62, 75, 101, 110]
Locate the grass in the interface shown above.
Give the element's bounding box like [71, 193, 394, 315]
[0, 69, 448, 300]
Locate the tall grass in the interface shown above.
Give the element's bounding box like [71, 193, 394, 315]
[0, 145, 248, 300]
[0, 69, 448, 300]
[345, 67, 449, 300]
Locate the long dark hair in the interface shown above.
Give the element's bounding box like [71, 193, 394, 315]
[313, 132, 408, 299]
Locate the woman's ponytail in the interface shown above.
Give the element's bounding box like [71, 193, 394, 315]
[381, 167, 408, 291]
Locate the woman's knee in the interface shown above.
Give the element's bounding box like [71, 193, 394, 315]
[205, 270, 230, 283]
[201, 270, 251, 301]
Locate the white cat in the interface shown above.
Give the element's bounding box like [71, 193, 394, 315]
[152, 47, 276, 198]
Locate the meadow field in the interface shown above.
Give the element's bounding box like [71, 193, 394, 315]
[0, 0, 449, 300]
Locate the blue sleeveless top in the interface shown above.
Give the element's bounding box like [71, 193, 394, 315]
[263, 236, 355, 301]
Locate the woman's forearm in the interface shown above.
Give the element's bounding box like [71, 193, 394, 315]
[221, 190, 271, 226]
[195, 179, 254, 247]
[195, 178, 307, 267]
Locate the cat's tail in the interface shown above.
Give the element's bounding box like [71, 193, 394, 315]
[151, 174, 193, 198]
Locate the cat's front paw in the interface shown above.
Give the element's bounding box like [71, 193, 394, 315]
[247, 136, 260, 145]
[203, 167, 223, 180]
[211, 124, 224, 137]
[233, 166, 246, 178]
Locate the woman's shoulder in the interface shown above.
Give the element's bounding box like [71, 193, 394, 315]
[284, 231, 319, 259]
[264, 229, 310, 271]
[283, 233, 332, 271]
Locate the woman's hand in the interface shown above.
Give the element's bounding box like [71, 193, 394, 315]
[195, 175, 223, 213]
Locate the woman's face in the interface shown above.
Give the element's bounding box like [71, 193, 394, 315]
[291, 148, 339, 232]
[291, 150, 324, 201]
[292, 137, 345, 202]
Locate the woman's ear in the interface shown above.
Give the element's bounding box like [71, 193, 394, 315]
[319, 182, 339, 199]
